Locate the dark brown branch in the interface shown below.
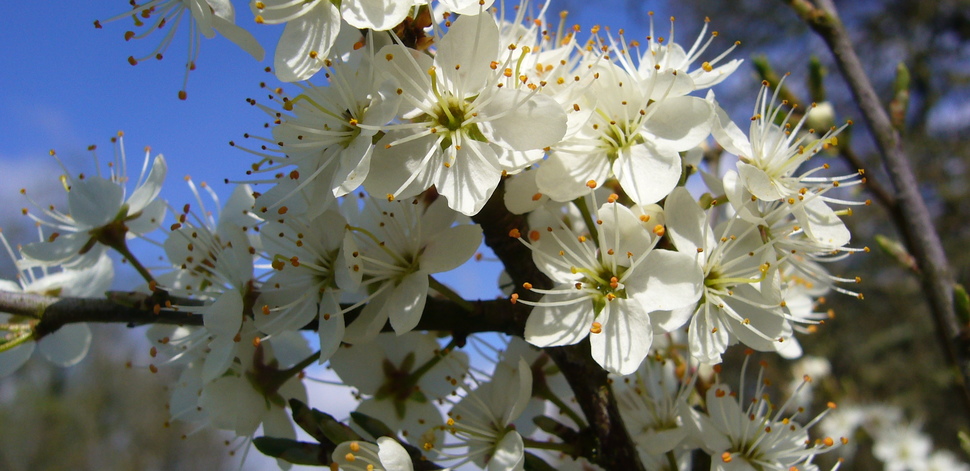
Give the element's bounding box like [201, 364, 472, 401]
[782, 0, 969, 410]
[472, 179, 646, 471]
[0, 290, 524, 341]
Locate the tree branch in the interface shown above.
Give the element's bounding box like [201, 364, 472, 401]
[782, 0, 969, 410]
[0, 290, 524, 342]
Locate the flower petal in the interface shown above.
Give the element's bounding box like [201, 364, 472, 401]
[590, 299, 653, 375]
[37, 323, 92, 367]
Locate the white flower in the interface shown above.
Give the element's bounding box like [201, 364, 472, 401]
[871, 422, 933, 471]
[249, 44, 401, 218]
[518, 196, 703, 375]
[613, 354, 694, 456]
[664, 187, 794, 364]
[610, 14, 742, 99]
[0, 236, 113, 376]
[711, 82, 863, 250]
[430, 357, 533, 471]
[536, 63, 713, 205]
[691, 360, 841, 470]
[255, 210, 359, 363]
[342, 196, 482, 343]
[367, 13, 567, 216]
[159, 185, 259, 382]
[20, 136, 167, 270]
[100, 0, 264, 99]
[332, 437, 414, 471]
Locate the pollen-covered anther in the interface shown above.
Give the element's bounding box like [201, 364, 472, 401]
[586, 180, 597, 188]
[721, 452, 732, 463]
[531, 192, 543, 201]
[589, 322, 603, 334]
[607, 193, 619, 203]
[523, 282, 533, 290]
[652, 225, 665, 236]
[529, 230, 541, 242]
[609, 276, 619, 289]
[509, 228, 521, 238]
[510, 293, 519, 304]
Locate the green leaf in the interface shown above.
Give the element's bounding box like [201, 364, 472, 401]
[253, 436, 331, 466]
[289, 398, 361, 444]
[351, 411, 397, 439]
[524, 451, 558, 471]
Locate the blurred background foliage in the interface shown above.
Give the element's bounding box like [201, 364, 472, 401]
[0, 0, 967, 469]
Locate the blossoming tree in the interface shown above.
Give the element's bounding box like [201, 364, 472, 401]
[1, 0, 967, 470]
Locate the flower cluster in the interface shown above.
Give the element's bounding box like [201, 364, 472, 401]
[0, 1, 897, 470]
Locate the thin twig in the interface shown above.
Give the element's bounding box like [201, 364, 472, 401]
[782, 0, 968, 411]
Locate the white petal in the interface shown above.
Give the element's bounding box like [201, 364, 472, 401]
[126, 198, 167, 236]
[629, 250, 704, 312]
[20, 232, 93, 266]
[202, 335, 236, 382]
[688, 305, 729, 365]
[420, 224, 483, 273]
[613, 144, 681, 205]
[435, 14, 498, 92]
[69, 176, 124, 228]
[330, 339, 387, 395]
[794, 197, 851, 248]
[126, 155, 167, 214]
[737, 162, 785, 201]
[317, 292, 345, 362]
[590, 299, 652, 375]
[641, 96, 713, 152]
[433, 141, 502, 216]
[438, 0, 495, 15]
[387, 273, 428, 335]
[664, 187, 715, 254]
[212, 14, 266, 60]
[488, 431, 525, 471]
[200, 375, 267, 435]
[273, 3, 340, 82]
[377, 437, 414, 471]
[711, 102, 753, 158]
[0, 341, 34, 377]
[37, 323, 91, 367]
[503, 171, 545, 215]
[341, 0, 412, 30]
[479, 90, 567, 151]
[204, 290, 243, 338]
[536, 149, 609, 202]
[524, 292, 593, 348]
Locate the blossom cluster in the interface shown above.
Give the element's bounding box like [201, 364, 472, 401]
[0, 1, 892, 470]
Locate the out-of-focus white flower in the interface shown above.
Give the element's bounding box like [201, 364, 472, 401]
[0, 237, 113, 376]
[613, 354, 695, 456]
[330, 332, 469, 446]
[871, 422, 933, 471]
